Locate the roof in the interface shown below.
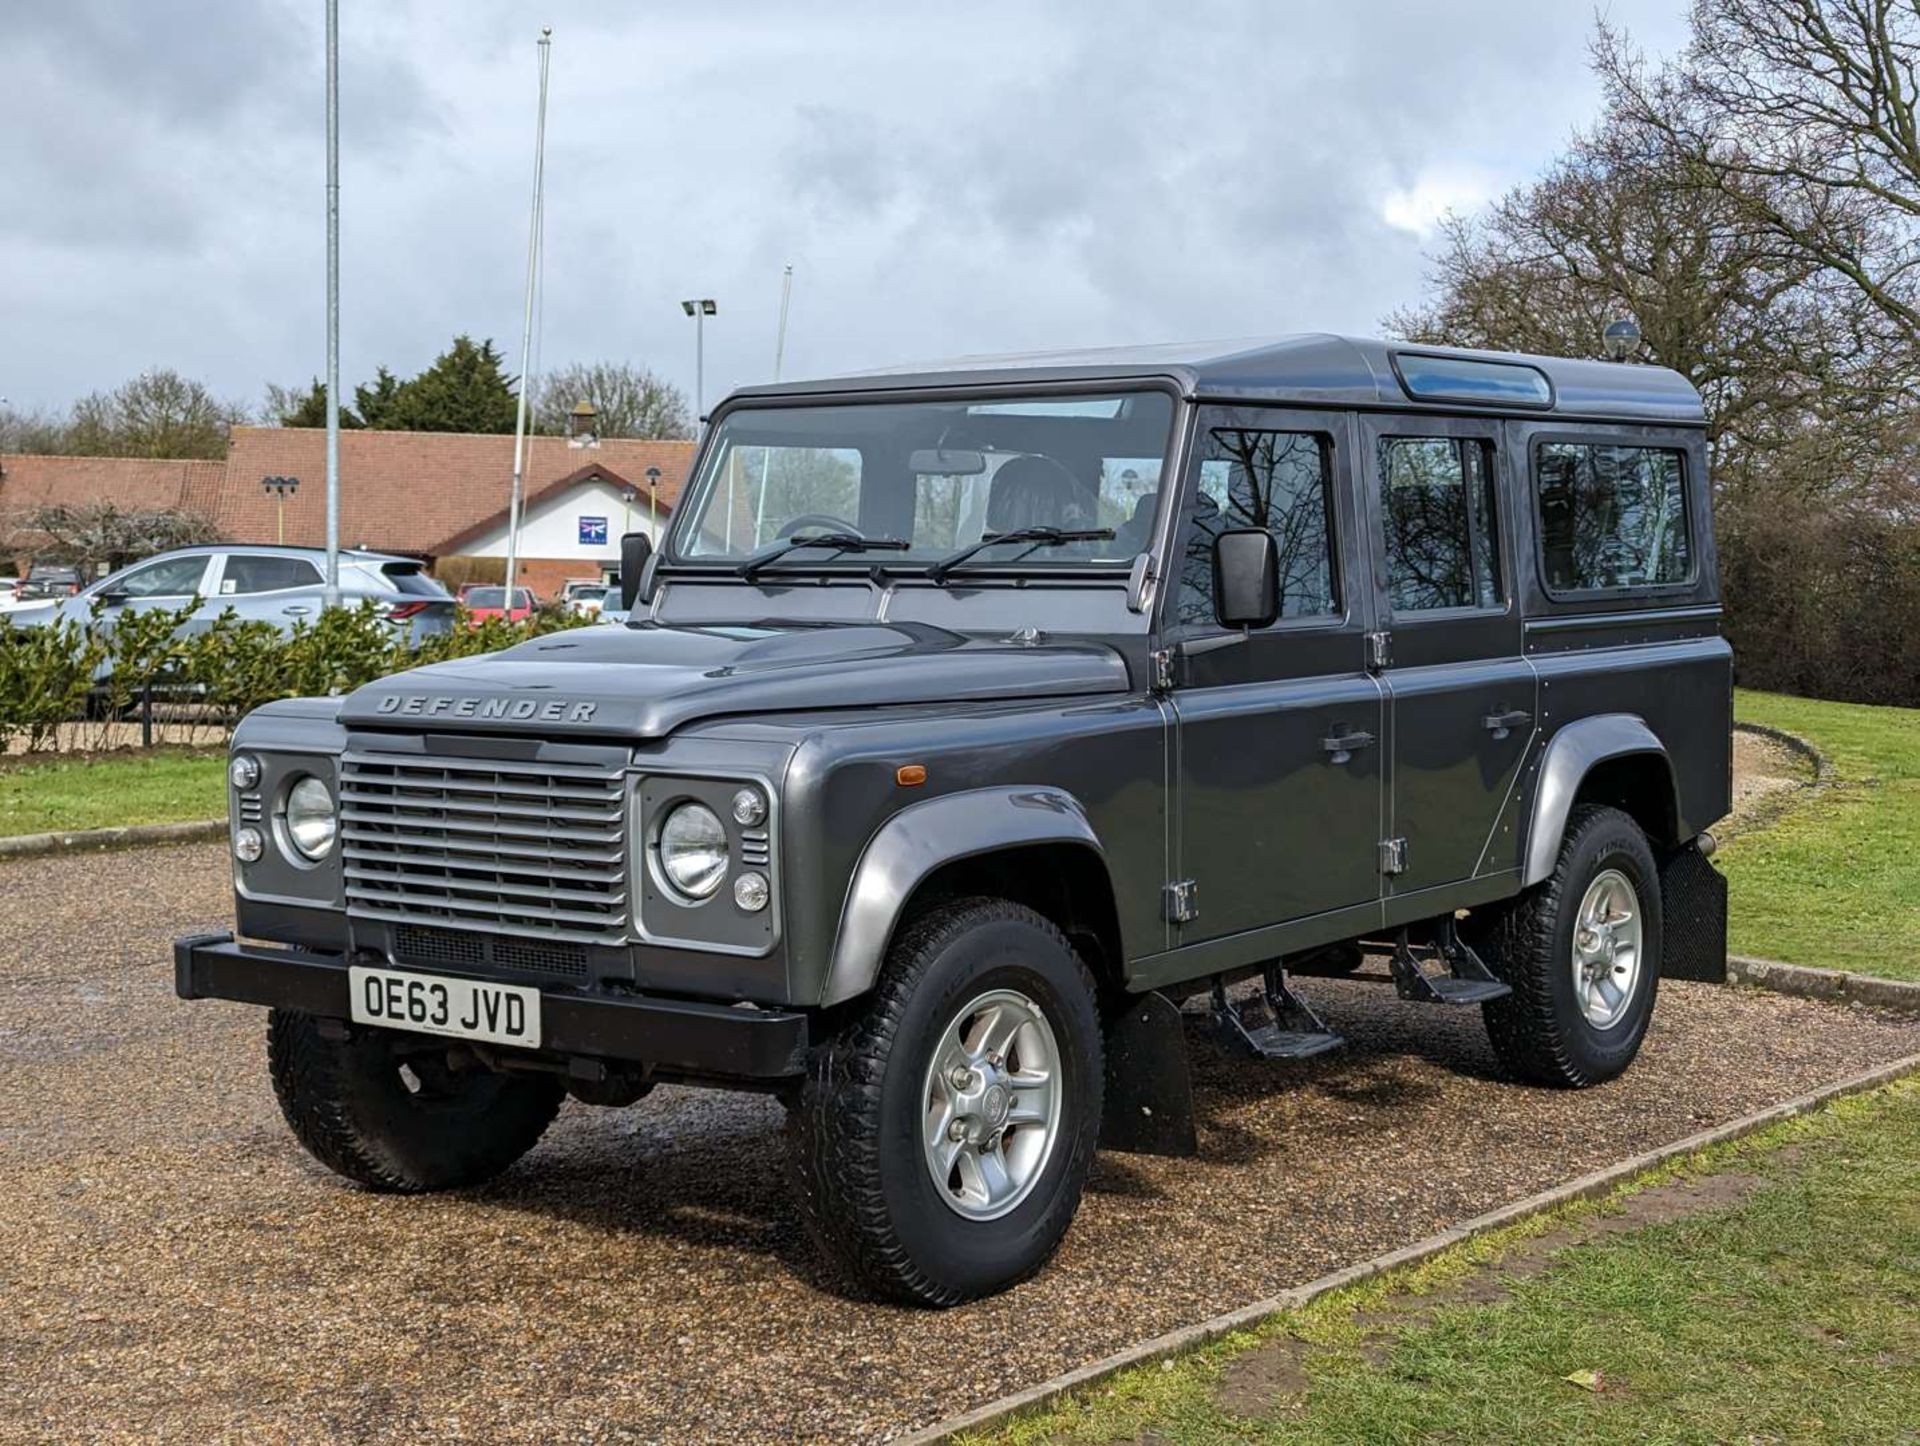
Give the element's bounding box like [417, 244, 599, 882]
[0, 455, 227, 517]
[729, 334, 1707, 425]
[218, 428, 693, 556]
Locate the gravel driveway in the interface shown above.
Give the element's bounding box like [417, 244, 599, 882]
[3, 842, 1914, 1445]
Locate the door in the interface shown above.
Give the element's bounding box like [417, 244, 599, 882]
[91, 553, 216, 625]
[1359, 417, 1536, 899]
[1167, 407, 1383, 946]
[211, 552, 326, 627]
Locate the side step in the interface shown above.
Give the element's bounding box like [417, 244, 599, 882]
[1212, 966, 1346, 1060]
[1389, 923, 1513, 1006]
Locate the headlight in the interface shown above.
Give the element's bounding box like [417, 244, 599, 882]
[658, 801, 728, 900]
[284, 775, 337, 860]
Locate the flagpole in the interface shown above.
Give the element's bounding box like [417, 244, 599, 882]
[504, 27, 551, 602]
[322, 0, 341, 609]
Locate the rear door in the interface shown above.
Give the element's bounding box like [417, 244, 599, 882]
[1358, 416, 1536, 902]
[1168, 407, 1383, 946]
[210, 552, 325, 627]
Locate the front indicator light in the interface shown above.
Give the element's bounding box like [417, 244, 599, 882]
[229, 755, 260, 790]
[731, 787, 767, 827]
[733, 871, 770, 913]
[234, 826, 265, 863]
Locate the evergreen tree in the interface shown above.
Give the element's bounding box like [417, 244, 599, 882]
[265, 379, 360, 429]
[355, 336, 519, 433]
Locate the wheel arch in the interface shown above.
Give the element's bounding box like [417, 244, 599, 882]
[1523, 714, 1682, 887]
[821, 787, 1121, 1007]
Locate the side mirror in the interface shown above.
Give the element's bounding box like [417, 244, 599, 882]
[1213, 528, 1279, 630]
[618, 531, 654, 612]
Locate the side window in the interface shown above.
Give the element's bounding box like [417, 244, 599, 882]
[1535, 442, 1691, 591]
[1379, 436, 1501, 612]
[114, 555, 210, 598]
[221, 555, 323, 595]
[1178, 426, 1339, 625]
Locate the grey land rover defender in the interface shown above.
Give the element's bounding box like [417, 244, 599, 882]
[177, 336, 1731, 1306]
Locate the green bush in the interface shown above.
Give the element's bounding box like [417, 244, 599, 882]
[0, 618, 108, 751]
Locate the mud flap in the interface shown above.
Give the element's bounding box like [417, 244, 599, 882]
[1660, 841, 1728, 983]
[1100, 990, 1197, 1157]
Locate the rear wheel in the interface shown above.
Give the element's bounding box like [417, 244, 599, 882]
[267, 1010, 563, 1192]
[1475, 805, 1662, 1087]
[786, 898, 1103, 1306]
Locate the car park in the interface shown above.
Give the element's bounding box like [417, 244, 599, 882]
[177, 335, 1731, 1307]
[6, 544, 455, 642]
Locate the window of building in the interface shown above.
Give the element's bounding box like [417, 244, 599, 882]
[221, 555, 323, 594]
[1379, 436, 1501, 613]
[1535, 442, 1691, 592]
[1178, 425, 1339, 625]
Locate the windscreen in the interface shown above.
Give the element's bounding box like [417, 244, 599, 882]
[670, 391, 1175, 570]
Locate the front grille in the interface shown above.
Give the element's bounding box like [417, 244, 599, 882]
[393, 922, 589, 980]
[340, 751, 629, 946]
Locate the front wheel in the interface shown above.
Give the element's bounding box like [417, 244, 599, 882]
[785, 898, 1104, 1306]
[1475, 804, 1662, 1087]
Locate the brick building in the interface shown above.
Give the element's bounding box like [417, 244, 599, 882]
[0, 428, 694, 598]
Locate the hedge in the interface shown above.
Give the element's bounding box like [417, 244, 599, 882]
[0, 601, 594, 753]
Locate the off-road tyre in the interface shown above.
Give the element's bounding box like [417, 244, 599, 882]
[1474, 804, 1662, 1087]
[267, 1009, 564, 1192]
[785, 897, 1104, 1306]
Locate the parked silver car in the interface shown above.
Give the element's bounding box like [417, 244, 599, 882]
[5, 545, 456, 643]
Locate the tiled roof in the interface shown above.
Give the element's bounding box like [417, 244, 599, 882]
[220, 428, 694, 556]
[0, 455, 227, 518]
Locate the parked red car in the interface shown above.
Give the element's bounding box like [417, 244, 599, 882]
[462, 585, 536, 625]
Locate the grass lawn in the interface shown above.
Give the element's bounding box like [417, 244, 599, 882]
[967, 1080, 1920, 1445]
[0, 748, 226, 837]
[1726, 689, 1920, 981]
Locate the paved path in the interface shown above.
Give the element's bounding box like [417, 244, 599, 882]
[3, 842, 1913, 1444]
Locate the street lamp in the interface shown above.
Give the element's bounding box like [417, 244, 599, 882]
[262, 474, 301, 544]
[646, 464, 663, 535]
[681, 298, 717, 421]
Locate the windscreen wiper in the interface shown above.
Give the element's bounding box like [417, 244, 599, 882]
[737, 533, 910, 581]
[926, 526, 1115, 584]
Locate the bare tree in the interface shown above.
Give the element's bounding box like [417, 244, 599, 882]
[61, 370, 248, 459]
[1597, 1, 1920, 347]
[21, 502, 224, 573]
[533, 362, 692, 440]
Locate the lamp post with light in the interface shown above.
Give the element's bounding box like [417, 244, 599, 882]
[262, 475, 301, 545]
[646, 465, 662, 536]
[681, 298, 717, 422]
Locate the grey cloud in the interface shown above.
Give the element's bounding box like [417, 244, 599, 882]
[2, 0, 1695, 412]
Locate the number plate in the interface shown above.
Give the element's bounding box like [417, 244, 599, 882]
[348, 965, 542, 1049]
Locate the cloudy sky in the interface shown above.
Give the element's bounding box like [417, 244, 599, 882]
[3, 1, 1691, 420]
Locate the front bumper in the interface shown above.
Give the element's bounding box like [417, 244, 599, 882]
[173, 932, 810, 1079]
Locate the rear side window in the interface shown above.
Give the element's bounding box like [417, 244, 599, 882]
[1535, 442, 1692, 592]
[221, 555, 322, 594]
[1178, 425, 1339, 625]
[1379, 437, 1501, 612]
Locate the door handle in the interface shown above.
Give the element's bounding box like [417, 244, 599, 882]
[282, 605, 313, 616]
[1482, 708, 1533, 740]
[1320, 729, 1375, 764]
